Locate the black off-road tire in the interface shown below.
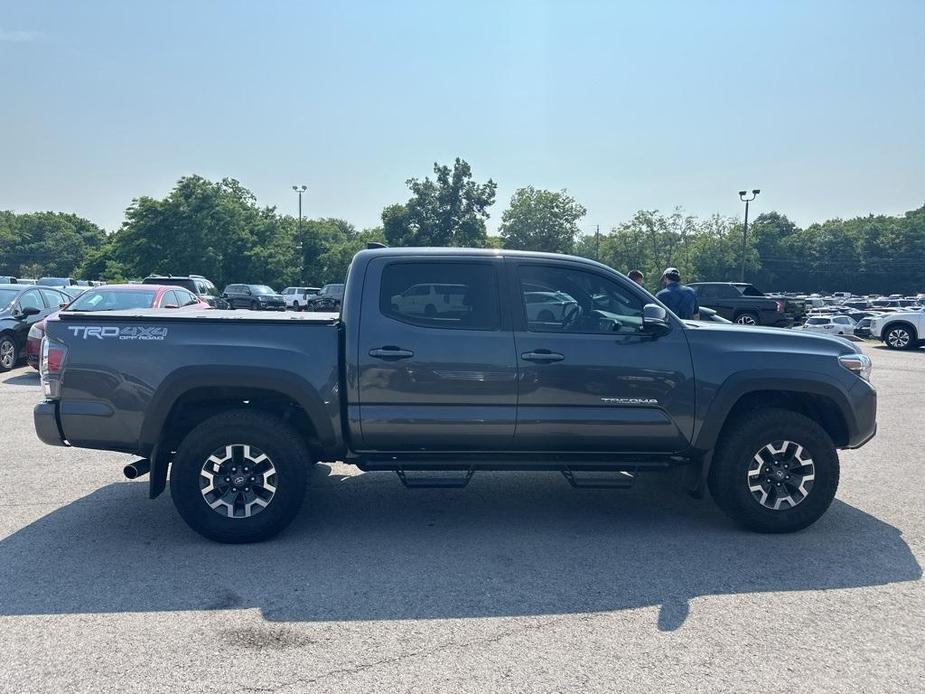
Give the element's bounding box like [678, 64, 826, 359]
[708, 408, 839, 533]
[170, 410, 310, 543]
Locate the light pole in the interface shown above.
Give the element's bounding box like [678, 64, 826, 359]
[738, 189, 760, 282]
[292, 185, 307, 283]
[292, 185, 307, 234]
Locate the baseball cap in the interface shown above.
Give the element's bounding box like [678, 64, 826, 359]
[662, 267, 681, 281]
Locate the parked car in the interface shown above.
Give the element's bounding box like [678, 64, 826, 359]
[142, 275, 228, 309]
[801, 315, 857, 336]
[306, 283, 346, 312]
[0, 276, 18, 284]
[854, 316, 878, 339]
[222, 284, 286, 310]
[37, 277, 78, 287]
[280, 286, 321, 311]
[18, 278, 37, 285]
[390, 283, 471, 318]
[870, 311, 925, 350]
[25, 284, 210, 369]
[522, 290, 579, 323]
[35, 247, 876, 542]
[59, 286, 88, 302]
[687, 282, 791, 326]
[0, 284, 71, 371]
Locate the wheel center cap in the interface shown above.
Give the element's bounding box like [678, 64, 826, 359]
[774, 469, 786, 480]
[233, 475, 247, 487]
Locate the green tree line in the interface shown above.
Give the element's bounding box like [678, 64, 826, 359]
[1, 158, 923, 295]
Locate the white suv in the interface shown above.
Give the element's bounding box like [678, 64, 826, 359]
[871, 311, 925, 350]
[281, 286, 320, 311]
[802, 315, 856, 336]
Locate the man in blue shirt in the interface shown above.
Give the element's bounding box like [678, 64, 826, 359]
[656, 267, 699, 320]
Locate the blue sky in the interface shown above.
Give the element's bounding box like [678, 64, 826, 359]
[2, 0, 923, 235]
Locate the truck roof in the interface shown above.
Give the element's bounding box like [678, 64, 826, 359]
[353, 246, 619, 272]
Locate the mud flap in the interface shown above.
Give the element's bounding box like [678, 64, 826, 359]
[148, 445, 172, 499]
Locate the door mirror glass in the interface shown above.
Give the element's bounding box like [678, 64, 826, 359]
[642, 303, 671, 336]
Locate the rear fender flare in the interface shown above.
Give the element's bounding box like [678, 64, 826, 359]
[139, 366, 336, 456]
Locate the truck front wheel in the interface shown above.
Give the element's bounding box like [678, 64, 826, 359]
[708, 408, 839, 533]
[170, 410, 310, 543]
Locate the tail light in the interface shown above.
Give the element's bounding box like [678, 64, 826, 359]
[40, 337, 67, 399]
[775, 300, 785, 313]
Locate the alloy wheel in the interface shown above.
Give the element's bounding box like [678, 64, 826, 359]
[736, 314, 757, 325]
[199, 444, 278, 518]
[0, 339, 15, 370]
[746, 440, 815, 511]
[887, 328, 911, 349]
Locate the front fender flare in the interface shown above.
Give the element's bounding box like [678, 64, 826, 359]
[692, 370, 854, 453]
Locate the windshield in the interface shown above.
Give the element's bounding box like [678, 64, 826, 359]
[67, 290, 157, 311]
[807, 318, 830, 325]
[251, 285, 275, 295]
[0, 289, 18, 309]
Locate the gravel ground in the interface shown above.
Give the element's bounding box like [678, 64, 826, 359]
[0, 344, 922, 693]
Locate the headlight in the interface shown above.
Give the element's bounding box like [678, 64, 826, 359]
[839, 353, 872, 381]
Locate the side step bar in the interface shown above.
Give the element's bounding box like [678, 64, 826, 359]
[396, 468, 475, 489]
[561, 467, 635, 489]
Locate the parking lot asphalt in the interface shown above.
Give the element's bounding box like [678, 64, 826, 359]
[0, 344, 923, 693]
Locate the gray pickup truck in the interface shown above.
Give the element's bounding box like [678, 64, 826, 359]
[34, 248, 877, 542]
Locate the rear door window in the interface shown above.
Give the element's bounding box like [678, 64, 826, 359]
[380, 262, 501, 330]
[18, 289, 44, 312]
[39, 288, 68, 308]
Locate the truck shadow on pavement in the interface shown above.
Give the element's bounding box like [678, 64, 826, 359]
[1, 371, 40, 386]
[0, 465, 919, 631]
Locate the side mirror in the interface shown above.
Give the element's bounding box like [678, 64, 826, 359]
[642, 303, 671, 337]
[20, 306, 42, 318]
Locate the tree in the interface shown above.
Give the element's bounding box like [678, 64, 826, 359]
[382, 158, 497, 247]
[0, 210, 106, 278]
[299, 218, 358, 286]
[99, 175, 297, 289]
[499, 187, 586, 254]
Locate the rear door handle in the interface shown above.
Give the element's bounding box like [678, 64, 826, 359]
[369, 346, 415, 360]
[521, 350, 565, 363]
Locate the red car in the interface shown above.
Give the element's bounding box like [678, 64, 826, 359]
[27, 284, 209, 368]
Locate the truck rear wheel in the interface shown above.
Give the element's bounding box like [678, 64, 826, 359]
[170, 410, 310, 543]
[708, 408, 839, 533]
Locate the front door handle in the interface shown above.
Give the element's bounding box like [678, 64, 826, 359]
[521, 350, 565, 363]
[369, 346, 415, 360]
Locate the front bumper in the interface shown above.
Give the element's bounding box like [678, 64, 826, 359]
[844, 378, 877, 448]
[34, 400, 66, 446]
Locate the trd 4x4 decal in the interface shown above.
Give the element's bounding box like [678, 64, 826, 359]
[67, 326, 168, 341]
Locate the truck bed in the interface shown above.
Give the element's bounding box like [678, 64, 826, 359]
[44, 308, 344, 457]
